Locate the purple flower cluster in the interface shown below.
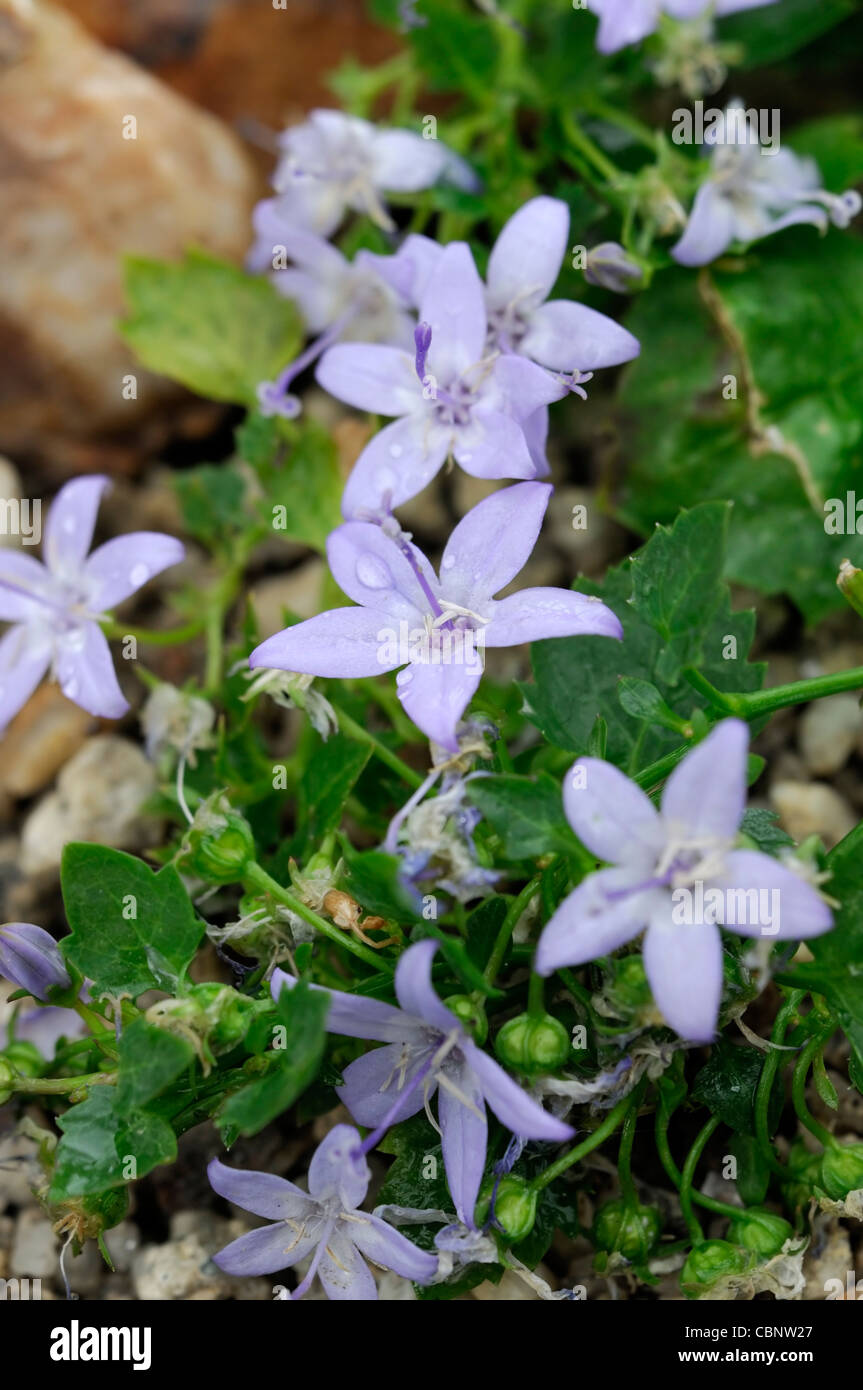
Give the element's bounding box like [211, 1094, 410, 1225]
[587, 0, 779, 55]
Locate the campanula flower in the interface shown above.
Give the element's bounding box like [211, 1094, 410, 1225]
[209, 1125, 438, 1299]
[272, 939, 574, 1227]
[318, 244, 567, 515]
[0, 922, 71, 1001]
[672, 103, 861, 265]
[248, 224, 417, 417]
[272, 108, 477, 236]
[0, 477, 184, 731]
[484, 197, 640, 380]
[584, 242, 644, 293]
[10, 1006, 86, 1058]
[588, 0, 779, 55]
[535, 720, 833, 1042]
[248, 481, 622, 750]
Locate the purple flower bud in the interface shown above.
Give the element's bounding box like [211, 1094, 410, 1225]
[413, 320, 433, 383]
[584, 242, 643, 294]
[0, 922, 71, 1001]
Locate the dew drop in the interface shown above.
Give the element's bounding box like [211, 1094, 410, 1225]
[356, 553, 392, 589]
[441, 555, 455, 571]
[65, 677, 79, 698]
[388, 443, 404, 459]
[396, 668, 413, 687]
[129, 563, 150, 587]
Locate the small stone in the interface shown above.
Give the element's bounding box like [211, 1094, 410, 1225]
[250, 558, 326, 633]
[20, 735, 158, 876]
[803, 1216, 854, 1299]
[65, 1239, 105, 1297]
[131, 1221, 270, 1300]
[10, 1209, 57, 1280]
[0, 457, 23, 549]
[798, 695, 863, 776]
[0, 686, 95, 797]
[0, 1127, 40, 1209]
[770, 780, 855, 849]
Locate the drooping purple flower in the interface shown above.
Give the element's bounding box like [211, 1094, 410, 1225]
[484, 197, 640, 381]
[271, 939, 574, 1227]
[209, 1125, 438, 1299]
[247, 224, 417, 418]
[535, 720, 833, 1043]
[249, 482, 622, 751]
[11, 1006, 86, 1058]
[587, 0, 779, 54]
[0, 922, 71, 1001]
[584, 242, 643, 294]
[317, 244, 567, 516]
[672, 104, 862, 266]
[0, 477, 184, 732]
[271, 109, 477, 237]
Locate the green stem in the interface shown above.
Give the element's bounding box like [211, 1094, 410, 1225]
[755, 990, 804, 1176]
[687, 664, 863, 721]
[527, 971, 545, 1020]
[244, 862, 394, 973]
[531, 1092, 634, 1192]
[617, 1084, 644, 1208]
[10, 1071, 116, 1095]
[100, 617, 206, 646]
[679, 1115, 721, 1245]
[561, 110, 623, 187]
[654, 1106, 748, 1220]
[483, 878, 540, 985]
[792, 1028, 837, 1150]
[331, 703, 424, 790]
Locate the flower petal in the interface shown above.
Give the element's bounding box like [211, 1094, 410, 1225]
[453, 409, 537, 482]
[660, 718, 748, 843]
[370, 130, 449, 190]
[54, 621, 128, 719]
[84, 533, 185, 610]
[249, 608, 399, 679]
[326, 521, 435, 621]
[0, 627, 50, 733]
[419, 242, 487, 379]
[439, 481, 552, 609]
[307, 1124, 369, 1209]
[562, 757, 662, 864]
[341, 415, 450, 519]
[271, 968, 422, 1043]
[643, 906, 723, 1043]
[43, 476, 110, 579]
[362, 234, 443, 307]
[490, 353, 567, 417]
[438, 1057, 488, 1227]
[318, 1232, 377, 1300]
[396, 657, 483, 752]
[534, 868, 659, 975]
[394, 938, 458, 1032]
[712, 849, 834, 941]
[316, 343, 419, 415]
[212, 1222, 318, 1277]
[465, 1043, 574, 1141]
[589, 0, 660, 53]
[338, 1043, 431, 1128]
[349, 1212, 438, 1284]
[486, 196, 568, 311]
[671, 181, 737, 267]
[207, 1158, 315, 1222]
[484, 587, 623, 647]
[521, 300, 641, 372]
[0, 551, 53, 621]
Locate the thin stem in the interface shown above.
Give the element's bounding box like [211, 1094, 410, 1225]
[755, 989, 804, 1176]
[10, 1071, 116, 1095]
[330, 703, 424, 790]
[100, 617, 205, 646]
[483, 878, 540, 985]
[679, 1115, 721, 1245]
[792, 1028, 837, 1150]
[531, 1092, 634, 1193]
[617, 1084, 644, 1208]
[654, 1105, 748, 1220]
[244, 862, 394, 973]
[527, 971, 545, 1020]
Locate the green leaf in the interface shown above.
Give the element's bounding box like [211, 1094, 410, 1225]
[217, 981, 328, 1137]
[293, 732, 371, 858]
[61, 844, 204, 1000]
[115, 1019, 195, 1111]
[49, 1089, 178, 1201]
[341, 841, 424, 924]
[692, 1041, 782, 1135]
[719, 0, 857, 66]
[466, 773, 580, 859]
[238, 414, 344, 553]
[617, 677, 688, 733]
[739, 808, 794, 855]
[789, 115, 863, 190]
[122, 250, 302, 407]
[174, 463, 248, 548]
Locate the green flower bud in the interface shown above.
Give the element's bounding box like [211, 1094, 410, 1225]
[681, 1240, 751, 1298]
[494, 1012, 570, 1073]
[593, 1198, 661, 1263]
[182, 795, 256, 884]
[781, 1141, 822, 1215]
[188, 983, 257, 1052]
[611, 955, 651, 1010]
[819, 1141, 863, 1201]
[1, 1042, 45, 1079]
[0, 1057, 14, 1104]
[475, 1175, 538, 1244]
[727, 1209, 793, 1257]
[444, 995, 488, 1045]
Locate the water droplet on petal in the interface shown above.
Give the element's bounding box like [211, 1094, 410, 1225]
[129, 563, 149, 587]
[396, 668, 413, 687]
[356, 554, 392, 590]
[441, 555, 455, 571]
[65, 677, 79, 698]
[460, 452, 472, 463]
[388, 443, 403, 459]
[62, 518, 76, 534]
[374, 467, 396, 492]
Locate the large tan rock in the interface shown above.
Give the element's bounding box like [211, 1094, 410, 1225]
[0, 0, 258, 460]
